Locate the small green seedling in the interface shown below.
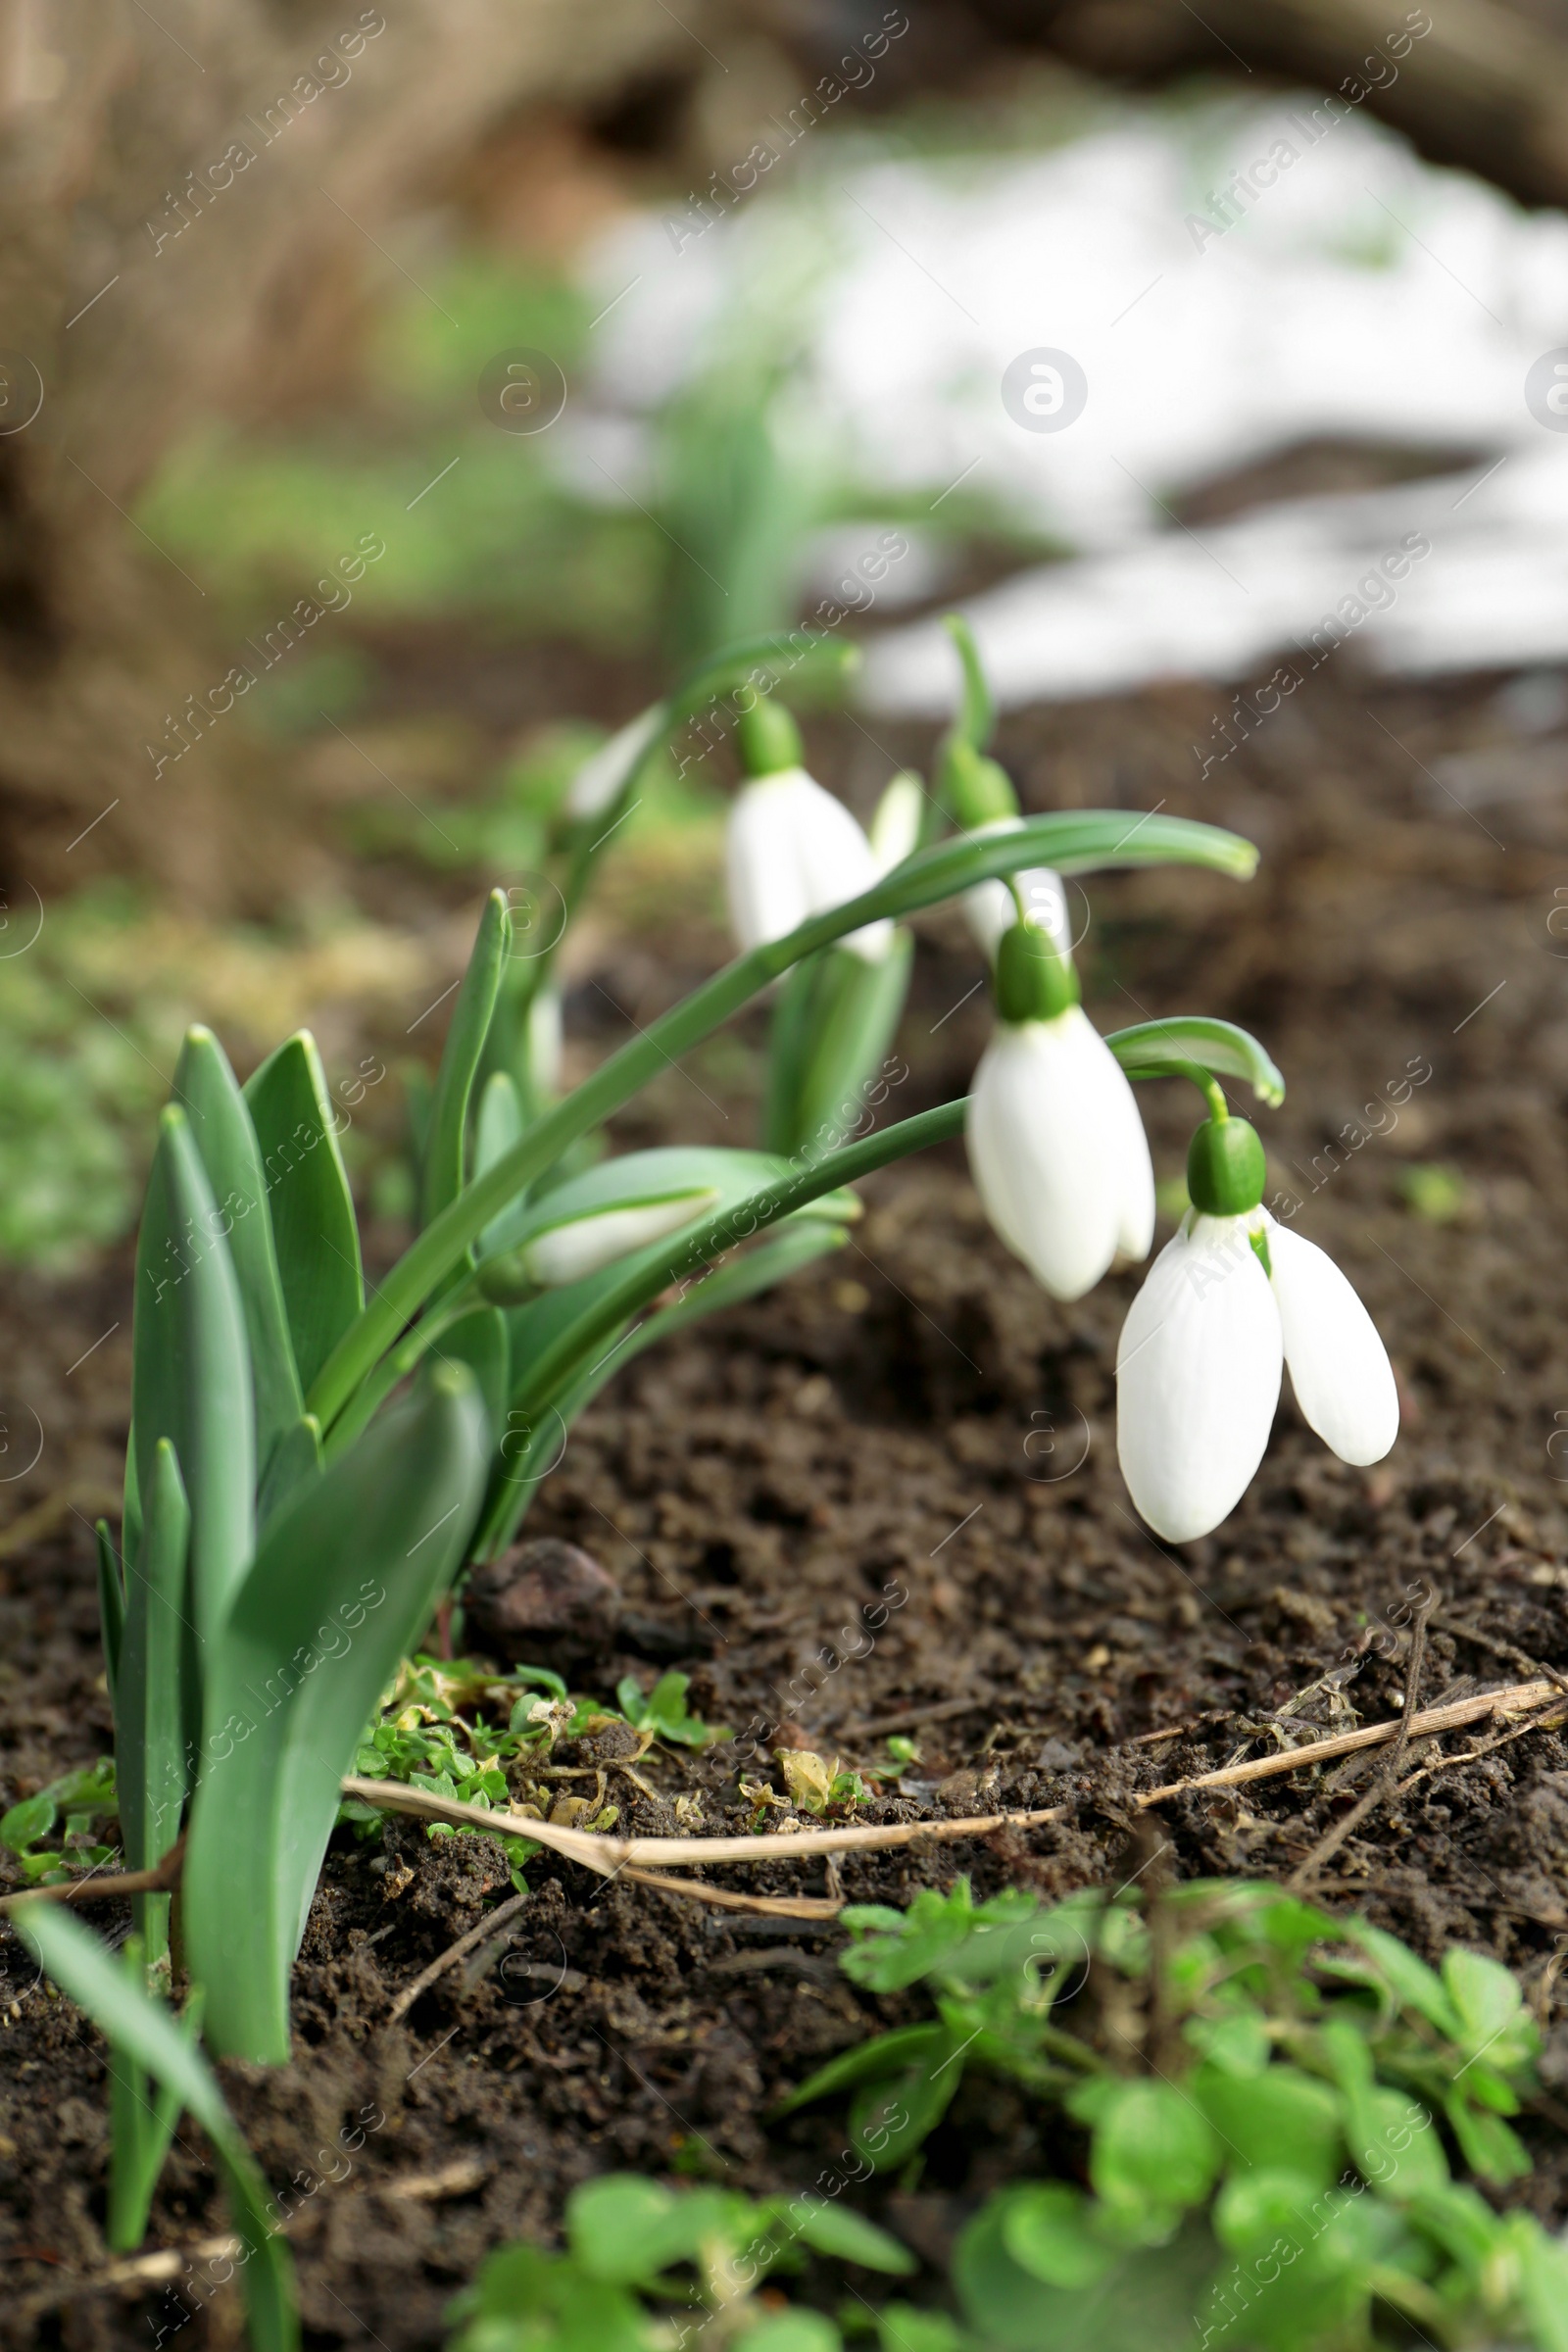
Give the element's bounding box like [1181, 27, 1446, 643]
[0, 1758, 119, 1884]
[447, 2170, 913, 2352]
[780, 1876, 1568, 2352]
[615, 1671, 731, 1751]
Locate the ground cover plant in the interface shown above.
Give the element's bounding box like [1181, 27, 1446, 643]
[5, 621, 1503, 2352]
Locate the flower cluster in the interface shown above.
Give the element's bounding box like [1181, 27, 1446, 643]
[723, 691, 1397, 1544]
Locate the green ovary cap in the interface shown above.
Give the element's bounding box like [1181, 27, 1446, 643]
[737, 697, 803, 776]
[940, 736, 1017, 828]
[995, 920, 1079, 1023]
[1187, 1114, 1266, 1217]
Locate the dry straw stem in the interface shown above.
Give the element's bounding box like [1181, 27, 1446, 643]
[341, 1679, 1568, 1879]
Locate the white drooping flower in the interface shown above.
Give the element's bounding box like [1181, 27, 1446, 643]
[725, 765, 893, 963]
[566, 707, 662, 822]
[520, 1189, 719, 1288]
[1116, 1190, 1398, 1544]
[963, 818, 1070, 962]
[966, 918, 1155, 1300]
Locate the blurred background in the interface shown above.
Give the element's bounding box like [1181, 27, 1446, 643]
[3, 0, 1568, 1279]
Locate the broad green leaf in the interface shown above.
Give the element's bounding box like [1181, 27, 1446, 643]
[566, 2175, 729, 2281]
[117, 1441, 189, 1890]
[309, 808, 1258, 1427]
[447, 2243, 648, 2352]
[1509, 2214, 1568, 2352]
[1211, 2168, 1330, 2255]
[1442, 2091, 1530, 2183]
[244, 1032, 364, 1393]
[173, 1025, 304, 1476]
[739, 2316, 841, 2352]
[473, 1069, 529, 1258]
[16, 1905, 298, 2352]
[420, 888, 511, 1229]
[954, 2192, 1213, 2352]
[785, 2200, 915, 2274]
[1000, 2183, 1112, 2289]
[1183, 2010, 1270, 2077]
[95, 1519, 123, 1707]
[257, 1414, 322, 1531]
[875, 2309, 964, 2352]
[122, 1434, 142, 1593]
[131, 1106, 255, 1679]
[1194, 2063, 1344, 2190]
[1107, 1016, 1285, 1107]
[1343, 2086, 1447, 2199]
[0, 1791, 54, 1851]
[1442, 1947, 1525, 2049]
[1085, 2079, 1220, 2225]
[1340, 1919, 1460, 2035]
[439, 1306, 510, 1447]
[183, 1362, 488, 2061]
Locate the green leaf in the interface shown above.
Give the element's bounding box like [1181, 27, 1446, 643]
[131, 1105, 255, 1688]
[116, 1441, 189, 1882]
[1343, 2086, 1448, 2199]
[875, 2308, 964, 2352]
[775, 2024, 952, 2116]
[763, 937, 912, 1164]
[1183, 2010, 1270, 2077]
[447, 2243, 649, 2352]
[1511, 2214, 1568, 2352]
[421, 889, 511, 1230]
[786, 2200, 915, 2274]
[173, 1025, 304, 1477]
[1194, 2063, 1345, 2190]
[954, 2191, 1213, 2352]
[1339, 1919, 1460, 2036]
[1442, 1947, 1525, 2049]
[1107, 1016, 1285, 1108]
[244, 1032, 364, 1393]
[1000, 2183, 1113, 2289]
[438, 1305, 511, 1449]
[849, 2043, 961, 2171]
[738, 2316, 841, 2352]
[308, 808, 1259, 1428]
[182, 1361, 488, 2061]
[107, 1941, 202, 2251]
[1442, 2091, 1531, 2183]
[95, 1520, 123, 1708]
[945, 612, 994, 749]
[0, 1791, 55, 1852]
[257, 1413, 322, 1531]
[15, 1905, 298, 2352]
[566, 2176, 723, 2282]
[473, 1069, 530, 1258]
[1211, 2168, 1331, 2255]
[1084, 2080, 1220, 2228]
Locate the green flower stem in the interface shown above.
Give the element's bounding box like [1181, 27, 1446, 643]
[510, 1098, 970, 1421]
[307, 810, 1256, 1430]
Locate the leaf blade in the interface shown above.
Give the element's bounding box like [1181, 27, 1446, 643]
[244, 1033, 364, 1393]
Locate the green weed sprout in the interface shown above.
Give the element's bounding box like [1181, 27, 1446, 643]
[780, 1876, 1568, 2351]
[447, 2170, 913, 2352]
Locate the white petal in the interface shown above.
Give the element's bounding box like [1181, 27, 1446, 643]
[869, 771, 925, 872]
[526, 985, 563, 1096]
[786, 768, 891, 962]
[725, 775, 811, 952]
[1096, 1041, 1155, 1262]
[523, 1191, 718, 1287]
[961, 821, 1068, 961]
[566, 707, 662, 820]
[965, 1010, 1124, 1299]
[1268, 1221, 1399, 1466]
[1116, 1213, 1283, 1543]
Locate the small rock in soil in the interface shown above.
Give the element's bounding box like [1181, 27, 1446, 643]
[463, 1537, 621, 1667]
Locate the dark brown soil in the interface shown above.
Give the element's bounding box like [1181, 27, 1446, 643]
[7, 645, 1568, 2347]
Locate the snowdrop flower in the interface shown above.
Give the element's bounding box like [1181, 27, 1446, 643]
[1116, 1111, 1398, 1543]
[481, 1188, 720, 1297]
[966, 919, 1154, 1300]
[725, 700, 891, 962]
[868, 770, 925, 874]
[565, 707, 662, 822]
[963, 819, 1070, 963]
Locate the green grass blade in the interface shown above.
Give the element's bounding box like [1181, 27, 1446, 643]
[131, 1106, 255, 1697]
[107, 1942, 204, 2251]
[473, 1070, 529, 1258]
[95, 1519, 123, 1709]
[420, 890, 512, 1230]
[244, 1032, 364, 1393]
[1107, 1015, 1286, 1107]
[438, 1306, 510, 1448]
[174, 1026, 305, 1478]
[307, 809, 1256, 1429]
[944, 612, 994, 749]
[257, 1414, 322, 1530]
[183, 1361, 488, 2062]
[17, 1905, 298, 2351]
